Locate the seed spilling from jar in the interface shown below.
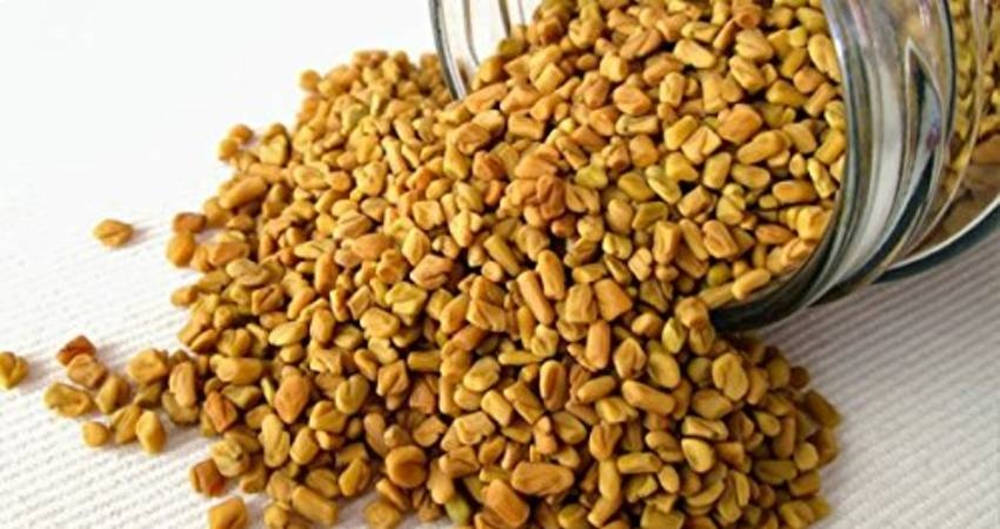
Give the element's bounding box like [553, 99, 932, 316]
[35, 1, 849, 528]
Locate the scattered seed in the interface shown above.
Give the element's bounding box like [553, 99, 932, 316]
[93, 219, 134, 248]
[0, 351, 29, 390]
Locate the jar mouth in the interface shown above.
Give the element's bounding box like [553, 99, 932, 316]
[716, 0, 960, 330]
[429, 0, 991, 330]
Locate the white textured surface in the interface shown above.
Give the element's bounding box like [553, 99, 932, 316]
[0, 1, 998, 528]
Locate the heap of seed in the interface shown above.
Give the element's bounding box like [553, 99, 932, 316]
[43, 1, 847, 528]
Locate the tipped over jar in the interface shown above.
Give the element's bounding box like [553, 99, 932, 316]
[429, 0, 1000, 328]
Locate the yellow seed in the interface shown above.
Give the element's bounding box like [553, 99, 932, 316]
[208, 497, 248, 529]
[291, 485, 338, 525]
[732, 268, 773, 300]
[43, 383, 93, 417]
[136, 410, 166, 454]
[0, 351, 29, 390]
[81, 421, 111, 447]
[92, 218, 134, 248]
[681, 438, 716, 473]
[385, 445, 427, 489]
[510, 462, 574, 496]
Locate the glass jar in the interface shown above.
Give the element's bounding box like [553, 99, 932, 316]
[429, 0, 1000, 329]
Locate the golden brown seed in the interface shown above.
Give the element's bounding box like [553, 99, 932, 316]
[711, 353, 750, 400]
[210, 438, 250, 478]
[204, 391, 238, 433]
[110, 403, 142, 444]
[804, 390, 842, 428]
[621, 380, 676, 414]
[732, 269, 773, 300]
[681, 438, 716, 473]
[385, 445, 428, 489]
[43, 383, 93, 417]
[219, 176, 268, 209]
[274, 374, 311, 424]
[166, 232, 197, 266]
[593, 279, 633, 321]
[215, 357, 264, 385]
[208, 497, 248, 529]
[484, 479, 530, 528]
[364, 500, 402, 529]
[126, 349, 169, 385]
[190, 459, 226, 497]
[172, 212, 207, 233]
[291, 485, 338, 525]
[0, 352, 29, 390]
[136, 410, 166, 454]
[95, 373, 130, 415]
[93, 218, 134, 247]
[81, 421, 110, 447]
[66, 354, 107, 389]
[510, 462, 574, 496]
[57, 335, 96, 366]
[167, 362, 198, 408]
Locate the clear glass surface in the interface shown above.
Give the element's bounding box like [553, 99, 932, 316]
[429, 0, 999, 329]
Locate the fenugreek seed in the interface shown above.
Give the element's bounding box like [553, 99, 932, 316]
[593, 279, 633, 321]
[94, 373, 130, 415]
[622, 380, 676, 414]
[274, 374, 310, 424]
[110, 403, 142, 444]
[803, 390, 841, 428]
[219, 176, 268, 209]
[57, 335, 97, 366]
[210, 438, 250, 478]
[190, 459, 226, 497]
[260, 414, 291, 468]
[0, 352, 29, 390]
[681, 438, 716, 473]
[202, 391, 239, 433]
[208, 497, 248, 529]
[44, 383, 93, 417]
[510, 462, 574, 496]
[732, 268, 772, 300]
[364, 500, 402, 529]
[291, 485, 338, 525]
[172, 212, 207, 233]
[126, 349, 169, 385]
[484, 479, 530, 528]
[215, 357, 264, 385]
[385, 445, 427, 489]
[290, 427, 319, 465]
[66, 354, 107, 389]
[711, 353, 750, 400]
[166, 232, 197, 266]
[617, 452, 662, 474]
[81, 421, 110, 447]
[136, 410, 166, 454]
[93, 218, 134, 248]
[339, 458, 370, 498]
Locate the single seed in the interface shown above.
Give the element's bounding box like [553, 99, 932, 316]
[136, 410, 166, 454]
[208, 497, 248, 529]
[81, 421, 111, 447]
[93, 218, 134, 247]
[0, 352, 29, 390]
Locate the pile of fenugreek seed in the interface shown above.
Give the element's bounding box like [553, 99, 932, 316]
[41, 1, 850, 528]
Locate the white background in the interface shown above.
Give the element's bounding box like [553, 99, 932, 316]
[0, 1, 997, 528]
